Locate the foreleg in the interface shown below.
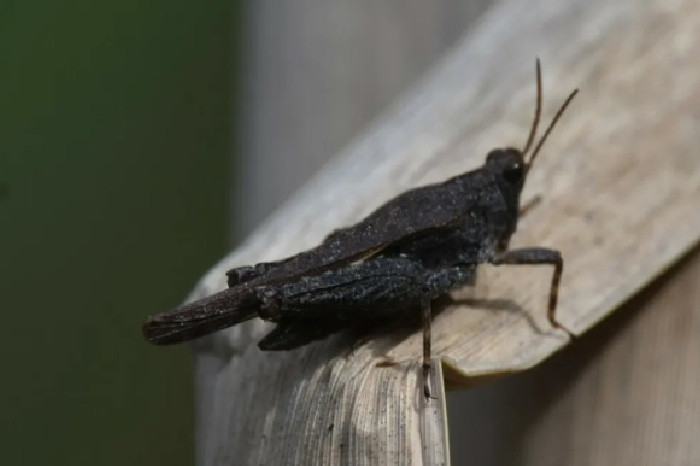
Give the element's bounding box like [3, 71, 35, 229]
[491, 247, 574, 337]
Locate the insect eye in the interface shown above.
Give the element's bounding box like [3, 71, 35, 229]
[503, 164, 524, 183]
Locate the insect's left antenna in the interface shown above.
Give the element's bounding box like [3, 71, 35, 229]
[522, 58, 542, 158]
[526, 87, 579, 173]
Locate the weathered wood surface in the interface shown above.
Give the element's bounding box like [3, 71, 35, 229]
[193, 0, 700, 464]
[523, 248, 700, 465]
[447, 247, 700, 465]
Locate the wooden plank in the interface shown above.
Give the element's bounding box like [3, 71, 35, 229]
[192, 0, 700, 463]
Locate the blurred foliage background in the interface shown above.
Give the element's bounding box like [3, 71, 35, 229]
[0, 1, 236, 464]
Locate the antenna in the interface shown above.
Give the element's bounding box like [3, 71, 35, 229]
[526, 87, 579, 173]
[522, 58, 542, 157]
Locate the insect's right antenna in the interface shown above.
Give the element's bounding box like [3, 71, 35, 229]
[521, 58, 542, 158]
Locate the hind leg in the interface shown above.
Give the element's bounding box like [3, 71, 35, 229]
[256, 257, 474, 322]
[255, 257, 474, 399]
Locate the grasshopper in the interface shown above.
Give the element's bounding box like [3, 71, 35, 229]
[143, 60, 577, 398]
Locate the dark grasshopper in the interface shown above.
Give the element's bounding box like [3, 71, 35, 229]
[143, 60, 578, 398]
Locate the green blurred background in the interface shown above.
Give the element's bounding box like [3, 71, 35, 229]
[0, 1, 236, 464]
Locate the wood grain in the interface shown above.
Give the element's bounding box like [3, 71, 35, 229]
[191, 0, 700, 464]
